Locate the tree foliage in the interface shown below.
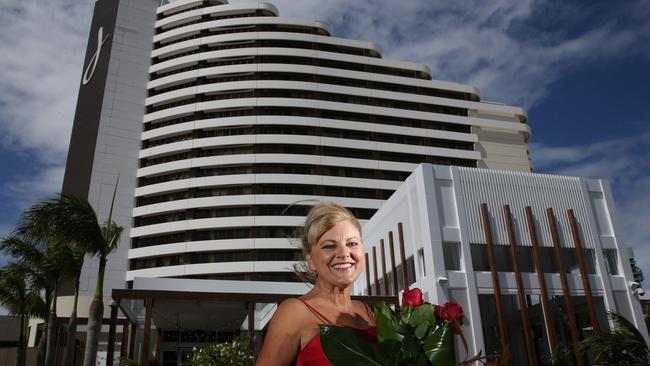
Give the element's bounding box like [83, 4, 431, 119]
[186, 336, 255, 366]
[577, 311, 650, 366]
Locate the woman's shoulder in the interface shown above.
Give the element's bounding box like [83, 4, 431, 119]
[271, 298, 310, 325]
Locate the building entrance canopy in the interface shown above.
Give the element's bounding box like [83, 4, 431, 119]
[109, 277, 396, 365]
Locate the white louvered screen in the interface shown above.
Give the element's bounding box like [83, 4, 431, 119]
[457, 167, 594, 248]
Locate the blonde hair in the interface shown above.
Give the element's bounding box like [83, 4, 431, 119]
[294, 202, 361, 283]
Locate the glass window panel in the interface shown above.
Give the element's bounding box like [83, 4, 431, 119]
[603, 249, 619, 275]
[443, 242, 461, 271]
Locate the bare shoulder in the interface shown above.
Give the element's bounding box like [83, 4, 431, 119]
[255, 298, 309, 365]
[273, 297, 308, 322]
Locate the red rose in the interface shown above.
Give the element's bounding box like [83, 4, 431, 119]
[434, 305, 442, 318]
[436, 302, 463, 325]
[401, 287, 424, 308]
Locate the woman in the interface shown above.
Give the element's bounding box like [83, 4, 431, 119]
[256, 202, 376, 366]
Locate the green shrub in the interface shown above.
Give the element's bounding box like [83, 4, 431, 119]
[186, 336, 255, 366]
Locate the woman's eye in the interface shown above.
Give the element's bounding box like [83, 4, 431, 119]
[348, 241, 358, 246]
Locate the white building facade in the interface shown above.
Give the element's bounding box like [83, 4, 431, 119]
[360, 164, 649, 364]
[128, 0, 531, 285]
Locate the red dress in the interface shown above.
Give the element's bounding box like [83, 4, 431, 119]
[295, 299, 377, 366]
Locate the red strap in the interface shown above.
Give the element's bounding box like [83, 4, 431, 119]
[363, 303, 376, 325]
[298, 299, 333, 324]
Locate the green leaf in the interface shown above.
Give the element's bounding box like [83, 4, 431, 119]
[376, 339, 402, 366]
[414, 322, 429, 340]
[320, 325, 382, 366]
[408, 305, 435, 328]
[401, 335, 420, 360]
[400, 305, 414, 320]
[423, 322, 455, 365]
[375, 303, 405, 342]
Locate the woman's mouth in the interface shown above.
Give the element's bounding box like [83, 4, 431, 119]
[332, 263, 354, 270]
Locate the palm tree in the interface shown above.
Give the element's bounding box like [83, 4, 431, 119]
[19, 196, 89, 366]
[1, 234, 78, 366]
[83, 219, 122, 366]
[60, 244, 85, 366]
[0, 263, 32, 366]
[17, 193, 123, 366]
[577, 311, 650, 365]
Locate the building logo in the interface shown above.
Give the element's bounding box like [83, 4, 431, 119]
[82, 26, 111, 85]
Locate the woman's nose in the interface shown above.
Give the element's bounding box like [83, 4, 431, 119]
[335, 244, 350, 258]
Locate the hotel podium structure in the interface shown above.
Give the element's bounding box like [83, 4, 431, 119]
[360, 165, 649, 364]
[48, 0, 645, 365]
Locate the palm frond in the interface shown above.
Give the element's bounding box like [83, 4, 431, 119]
[577, 310, 650, 364]
[0, 236, 44, 264]
[16, 194, 104, 254]
[0, 263, 29, 316]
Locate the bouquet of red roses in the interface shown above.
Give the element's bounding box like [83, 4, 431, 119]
[321, 288, 501, 365]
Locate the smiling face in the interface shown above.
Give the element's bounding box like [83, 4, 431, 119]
[306, 219, 365, 288]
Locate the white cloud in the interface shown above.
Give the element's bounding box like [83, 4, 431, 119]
[0, 0, 92, 162]
[2, 165, 65, 211]
[237, 0, 650, 109]
[0, 1, 92, 234]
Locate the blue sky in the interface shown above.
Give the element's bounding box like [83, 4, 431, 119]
[0, 0, 649, 293]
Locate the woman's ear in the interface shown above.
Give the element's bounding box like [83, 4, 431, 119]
[306, 253, 315, 271]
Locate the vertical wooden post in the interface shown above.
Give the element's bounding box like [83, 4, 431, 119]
[248, 302, 255, 339]
[397, 223, 409, 291]
[372, 246, 381, 295]
[365, 253, 372, 295]
[547, 208, 583, 366]
[503, 205, 537, 366]
[155, 330, 161, 366]
[480, 203, 509, 359]
[389, 232, 399, 295]
[525, 207, 557, 352]
[567, 209, 600, 333]
[380, 239, 389, 295]
[128, 320, 136, 360]
[106, 300, 119, 366]
[121, 323, 129, 361]
[142, 297, 153, 365]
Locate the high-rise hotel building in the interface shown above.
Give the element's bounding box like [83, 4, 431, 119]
[127, 0, 531, 285]
[58, 0, 530, 328]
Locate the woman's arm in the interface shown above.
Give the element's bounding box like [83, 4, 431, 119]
[256, 298, 304, 366]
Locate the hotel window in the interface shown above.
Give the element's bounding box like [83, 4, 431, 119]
[418, 248, 426, 277]
[443, 242, 461, 270]
[603, 249, 619, 275]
